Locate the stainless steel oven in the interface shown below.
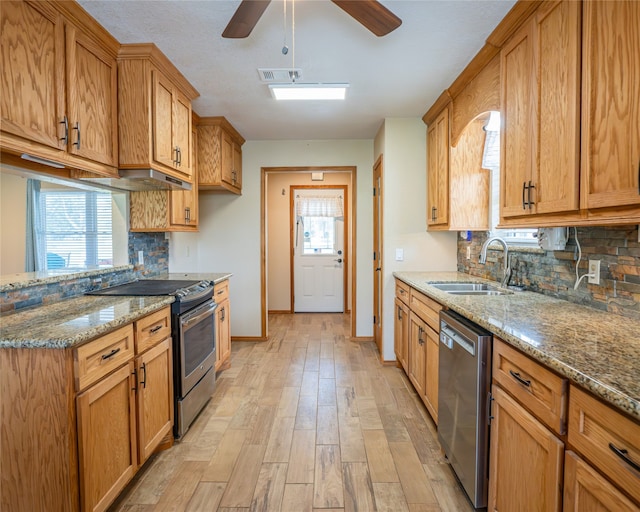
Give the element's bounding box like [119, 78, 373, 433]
[87, 279, 218, 438]
[174, 297, 217, 438]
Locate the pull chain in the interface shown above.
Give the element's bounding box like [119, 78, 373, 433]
[282, 0, 288, 55]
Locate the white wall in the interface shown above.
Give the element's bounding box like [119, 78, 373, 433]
[375, 118, 458, 360]
[0, 172, 27, 274]
[170, 139, 374, 338]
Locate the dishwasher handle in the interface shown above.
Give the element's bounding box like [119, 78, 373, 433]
[440, 322, 476, 356]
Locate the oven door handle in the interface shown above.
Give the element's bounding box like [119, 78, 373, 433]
[181, 301, 217, 329]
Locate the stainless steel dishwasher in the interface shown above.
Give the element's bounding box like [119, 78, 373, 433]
[438, 310, 493, 509]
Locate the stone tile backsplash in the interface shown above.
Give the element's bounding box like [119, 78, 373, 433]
[458, 226, 640, 319]
[1, 232, 169, 312]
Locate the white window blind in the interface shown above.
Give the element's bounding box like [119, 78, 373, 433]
[39, 189, 113, 268]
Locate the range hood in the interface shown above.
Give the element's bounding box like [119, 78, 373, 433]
[78, 168, 192, 192]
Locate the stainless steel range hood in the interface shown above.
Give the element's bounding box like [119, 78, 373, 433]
[78, 168, 192, 191]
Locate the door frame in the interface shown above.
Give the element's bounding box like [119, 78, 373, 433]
[373, 155, 383, 356]
[290, 185, 348, 313]
[261, 166, 357, 340]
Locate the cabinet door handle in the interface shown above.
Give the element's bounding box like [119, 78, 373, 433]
[131, 368, 137, 392]
[173, 147, 179, 165]
[177, 147, 182, 166]
[185, 207, 190, 223]
[528, 181, 535, 208]
[221, 306, 226, 322]
[522, 182, 527, 209]
[101, 347, 120, 360]
[72, 122, 81, 149]
[140, 362, 147, 388]
[397, 305, 402, 320]
[60, 116, 68, 145]
[509, 369, 531, 387]
[149, 325, 162, 334]
[609, 443, 640, 473]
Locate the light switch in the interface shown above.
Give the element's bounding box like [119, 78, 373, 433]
[138, 250, 144, 266]
[395, 248, 404, 261]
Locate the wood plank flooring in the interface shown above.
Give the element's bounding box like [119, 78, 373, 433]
[109, 313, 473, 512]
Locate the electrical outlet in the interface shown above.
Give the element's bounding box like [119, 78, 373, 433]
[588, 259, 600, 285]
[138, 250, 144, 266]
[466, 246, 471, 260]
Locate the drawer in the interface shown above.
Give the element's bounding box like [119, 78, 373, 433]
[568, 385, 640, 505]
[395, 279, 410, 304]
[492, 337, 568, 434]
[135, 306, 171, 353]
[409, 288, 442, 331]
[214, 279, 229, 303]
[75, 324, 135, 391]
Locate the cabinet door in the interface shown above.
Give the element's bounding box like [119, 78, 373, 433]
[173, 89, 192, 177]
[394, 297, 409, 373]
[408, 312, 426, 397]
[216, 298, 231, 370]
[564, 451, 639, 512]
[77, 362, 137, 512]
[221, 129, 235, 187]
[65, 23, 118, 169]
[427, 107, 449, 227]
[153, 71, 177, 169]
[423, 325, 439, 424]
[1, 1, 65, 150]
[136, 338, 173, 464]
[170, 124, 198, 228]
[534, 0, 580, 215]
[488, 385, 564, 512]
[232, 140, 242, 189]
[581, 1, 640, 210]
[500, 21, 534, 218]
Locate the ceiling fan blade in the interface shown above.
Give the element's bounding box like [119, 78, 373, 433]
[331, 0, 402, 37]
[222, 0, 271, 38]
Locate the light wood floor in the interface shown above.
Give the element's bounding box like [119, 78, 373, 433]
[109, 313, 473, 512]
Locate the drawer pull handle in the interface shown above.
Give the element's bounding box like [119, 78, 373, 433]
[101, 348, 120, 360]
[509, 370, 531, 387]
[217, 290, 224, 295]
[609, 443, 640, 473]
[149, 325, 162, 334]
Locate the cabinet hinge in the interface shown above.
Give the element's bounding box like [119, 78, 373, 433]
[373, 315, 376, 325]
[373, 187, 376, 196]
[373, 251, 377, 261]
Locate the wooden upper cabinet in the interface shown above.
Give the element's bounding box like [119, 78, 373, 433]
[581, 0, 640, 210]
[197, 116, 245, 194]
[65, 24, 118, 168]
[1, 1, 65, 150]
[500, 0, 581, 220]
[426, 106, 449, 228]
[118, 44, 199, 183]
[0, 0, 118, 177]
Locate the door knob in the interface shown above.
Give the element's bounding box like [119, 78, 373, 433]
[335, 258, 343, 263]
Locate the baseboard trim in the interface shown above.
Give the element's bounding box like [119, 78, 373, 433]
[350, 336, 374, 342]
[268, 310, 293, 314]
[231, 336, 268, 342]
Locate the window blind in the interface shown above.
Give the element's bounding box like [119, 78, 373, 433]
[39, 190, 113, 268]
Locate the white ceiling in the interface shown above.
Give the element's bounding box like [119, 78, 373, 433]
[78, 0, 516, 141]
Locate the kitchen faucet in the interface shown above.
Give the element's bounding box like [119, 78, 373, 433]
[479, 236, 511, 288]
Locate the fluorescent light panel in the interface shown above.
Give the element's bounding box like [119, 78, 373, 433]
[269, 83, 349, 100]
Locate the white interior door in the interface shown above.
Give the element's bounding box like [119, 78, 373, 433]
[293, 189, 344, 313]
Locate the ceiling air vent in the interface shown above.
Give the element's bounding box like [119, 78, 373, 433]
[258, 68, 303, 82]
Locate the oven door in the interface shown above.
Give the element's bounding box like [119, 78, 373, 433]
[178, 299, 217, 395]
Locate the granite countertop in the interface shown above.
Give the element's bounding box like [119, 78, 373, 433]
[0, 272, 233, 349]
[0, 295, 174, 349]
[394, 271, 640, 421]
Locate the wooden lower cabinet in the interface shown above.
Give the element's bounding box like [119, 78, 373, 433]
[563, 450, 638, 512]
[215, 297, 231, 370]
[77, 362, 137, 512]
[214, 279, 231, 371]
[136, 338, 173, 464]
[423, 325, 439, 423]
[394, 297, 409, 374]
[408, 312, 427, 397]
[488, 385, 564, 512]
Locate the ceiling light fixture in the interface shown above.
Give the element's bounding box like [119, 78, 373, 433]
[269, 83, 350, 100]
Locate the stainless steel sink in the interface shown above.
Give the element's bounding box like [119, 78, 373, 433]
[429, 282, 513, 296]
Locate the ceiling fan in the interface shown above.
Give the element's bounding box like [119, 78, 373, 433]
[222, 0, 402, 38]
